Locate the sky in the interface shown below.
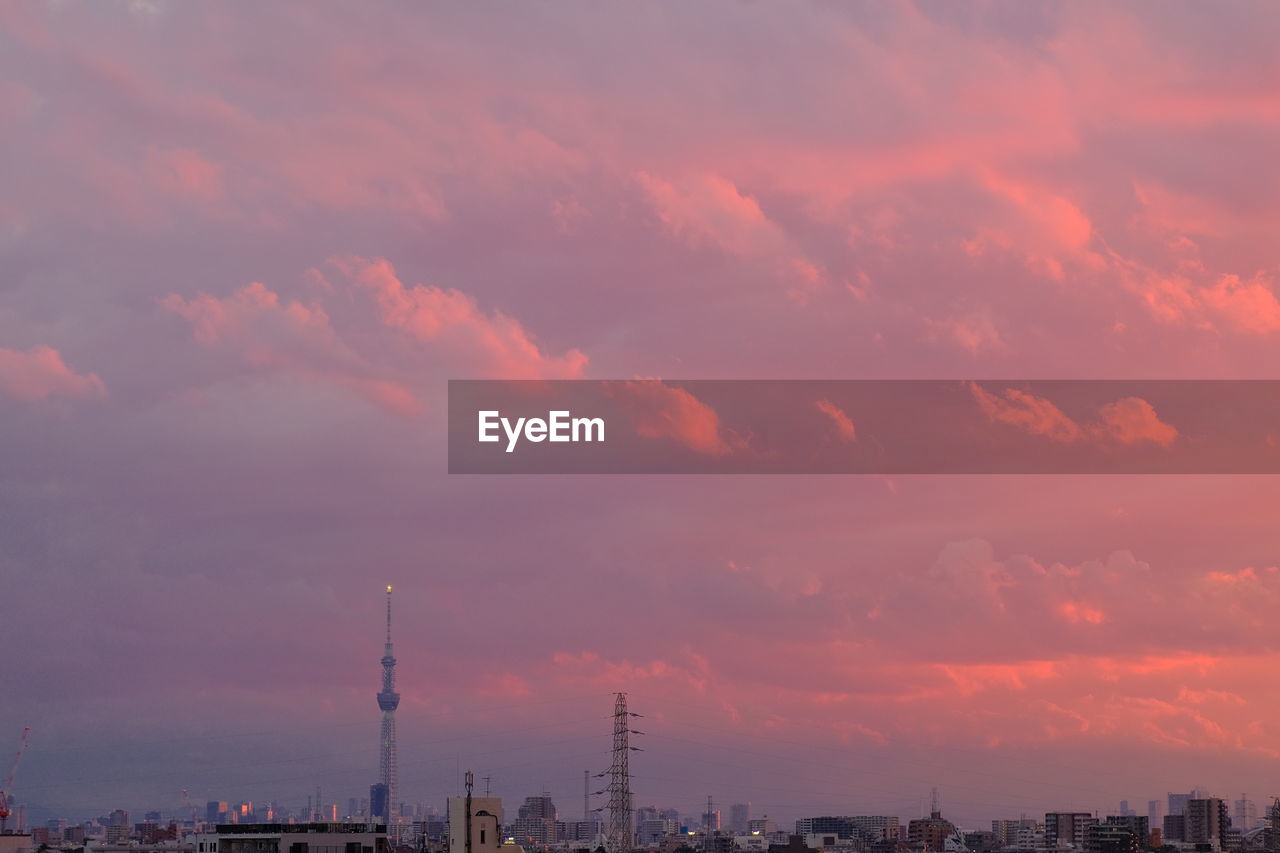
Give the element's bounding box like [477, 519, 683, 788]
[3, 0, 1280, 829]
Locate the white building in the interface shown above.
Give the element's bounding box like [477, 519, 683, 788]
[448, 796, 504, 853]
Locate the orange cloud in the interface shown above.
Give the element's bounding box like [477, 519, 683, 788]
[0, 345, 106, 402]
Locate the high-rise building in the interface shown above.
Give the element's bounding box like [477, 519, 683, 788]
[1045, 813, 1097, 848]
[1185, 798, 1228, 849]
[992, 819, 1037, 848]
[1147, 802, 1163, 831]
[370, 784, 388, 825]
[1104, 816, 1148, 839]
[1092, 814, 1149, 853]
[729, 805, 751, 834]
[375, 586, 401, 834]
[908, 810, 956, 852]
[964, 831, 998, 853]
[1234, 797, 1258, 831]
[638, 819, 678, 846]
[566, 820, 602, 843]
[513, 795, 559, 845]
[795, 819, 852, 838]
[797, 817, 900, 843]
[851, 817, 900, 843]
[1086, 823, 1142, 853]
[1169, 790, 1210, 820]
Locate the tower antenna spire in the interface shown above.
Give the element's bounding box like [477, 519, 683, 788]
[376, 586, 401, 841]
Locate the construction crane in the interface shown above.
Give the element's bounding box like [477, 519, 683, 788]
[0, 727, 31, 833]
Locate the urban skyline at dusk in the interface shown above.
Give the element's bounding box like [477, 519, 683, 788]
[4, 589, 1276, 830]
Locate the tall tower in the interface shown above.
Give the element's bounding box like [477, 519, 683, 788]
[605, 693, 636, 853]
[377, 586, 400, 835]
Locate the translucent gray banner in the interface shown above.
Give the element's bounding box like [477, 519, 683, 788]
[447, 380, 1280, 474]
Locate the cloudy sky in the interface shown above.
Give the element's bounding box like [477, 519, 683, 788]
[3, 0, 1280, 828]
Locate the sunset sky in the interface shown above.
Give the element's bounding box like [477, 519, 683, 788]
[3, 0, 1280, 828]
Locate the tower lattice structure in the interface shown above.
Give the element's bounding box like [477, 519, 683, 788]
[605, 692, 640, 853]
[377, 586, 401, 838]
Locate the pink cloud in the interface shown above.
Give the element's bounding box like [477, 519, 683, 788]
[970, 384, 1083, 442]
[161, 281, 330, 348]
[1119, 256, 1280, 337]
[635, 171, 782, 257]
[814, 398, 857, 443]
[549, 648, 711, 693]
[925, 312, 1005, 355]
[936, 661, 1062, 697]
[635, 171, 822, 294]
[1094, 396, 1179, 448]
[981, 172, 1094, 253]
[605, 380, 741, 456]
[1059, 600, 1106, 625]
[146, 146, 223, 201]
[162, 281, 423, 417]
[1200, 273, 1280, 334]
[965, 170, 1101, 280]
[0, 345, 106, 402]
[970, 384, 1178, 448]
[332, 256, 587, 379]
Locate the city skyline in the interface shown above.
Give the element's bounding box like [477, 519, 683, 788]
[5, 675, 1277, 831]
[10, 785, 1278, 846]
